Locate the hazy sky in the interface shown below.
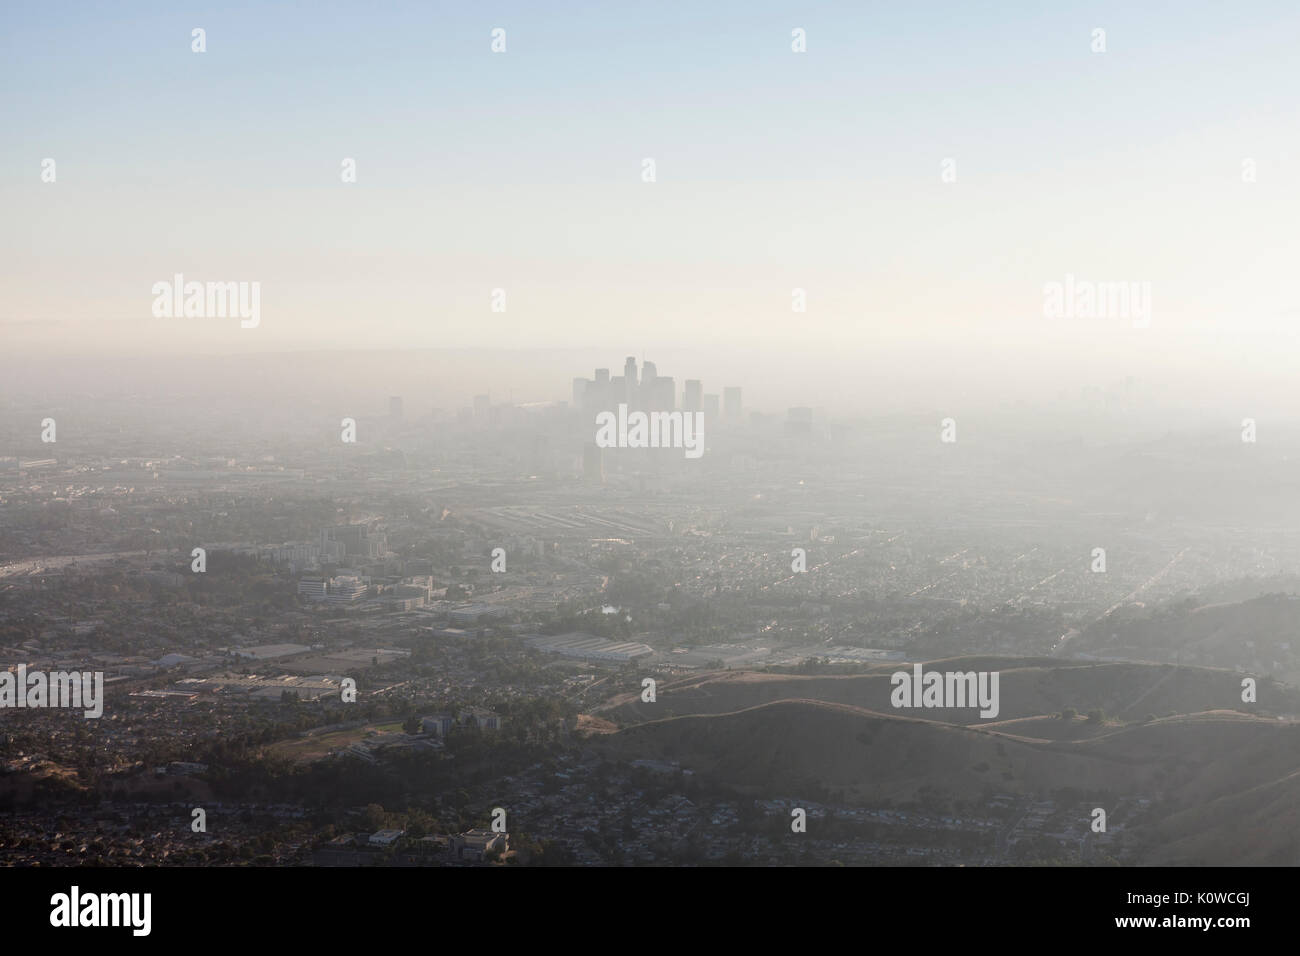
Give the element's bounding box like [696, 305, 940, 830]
[4, 1, 1300, 409]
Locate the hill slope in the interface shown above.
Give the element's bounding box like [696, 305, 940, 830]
[601, 659, 1297, 728]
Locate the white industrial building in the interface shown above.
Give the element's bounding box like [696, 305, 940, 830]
[526, 632, 653, 662]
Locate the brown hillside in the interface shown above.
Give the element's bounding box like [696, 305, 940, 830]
[602, 660, 1296, 727]
[601, 699, 1299, 812]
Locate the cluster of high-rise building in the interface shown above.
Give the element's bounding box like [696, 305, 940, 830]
[572, 357, 740, 420]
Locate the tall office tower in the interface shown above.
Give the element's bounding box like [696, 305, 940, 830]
[640, 360, 658, 403]
[572, 377, 588, 407]
[583, 442, 605, 483]
[389, 396, 403, 420]
[723, 386, 743, 421]
[589, 368, 611, 413]
[610, 375, 626, 406]
[473, 394, 490, 421]
[683, 379, 703, 413]
[703, 393, 721, 418]
[652, 376, 675, 411]
[624, 356, 638, 401]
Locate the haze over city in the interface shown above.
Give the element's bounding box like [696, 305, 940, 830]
[1, 3, 1296, 932]
[4, 1, 1300, 416]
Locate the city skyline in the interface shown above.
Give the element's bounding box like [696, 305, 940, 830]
[4, 2, 1300, 416]
[3, 0, 1296, 915]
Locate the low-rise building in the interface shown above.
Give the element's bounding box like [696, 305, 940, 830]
[449, 828, 507, 861]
